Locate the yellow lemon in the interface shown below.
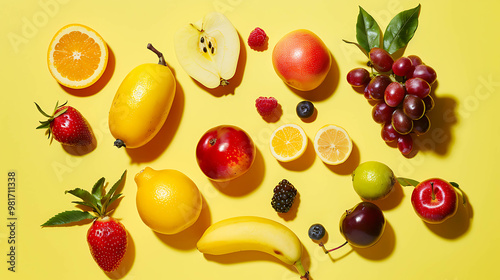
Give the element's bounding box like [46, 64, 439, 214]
[134, 167, 202, 235]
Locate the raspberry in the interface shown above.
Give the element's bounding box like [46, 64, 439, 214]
[248, 27, 267, 49]
[255, 96, 278, 116]
[271, 179, 297, 213]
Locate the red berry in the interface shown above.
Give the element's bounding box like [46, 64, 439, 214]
[87, 217, 128, 272]
[255, 96, 278, 116]
[248, 27, 267, 49]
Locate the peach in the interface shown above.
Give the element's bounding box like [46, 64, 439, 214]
[272, 29, 331, 91]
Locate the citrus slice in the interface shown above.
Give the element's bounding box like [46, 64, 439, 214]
[313, 124, 352, 165]
[269, 123, 308, 162]
[47, 24, 108, 89]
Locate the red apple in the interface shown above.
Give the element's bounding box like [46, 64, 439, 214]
[411, 178, 458, 224]
[196, 125, 256, 182]
[272, 29, 331, 91]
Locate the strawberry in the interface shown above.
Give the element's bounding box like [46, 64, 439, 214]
[42, 171, 128, 272]
[36, 101, 94, 146]
[87, 216, 128, 272]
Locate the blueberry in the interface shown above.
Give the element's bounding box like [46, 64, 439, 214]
[308, 223, 326, 240]
[296, 101, 315, 119]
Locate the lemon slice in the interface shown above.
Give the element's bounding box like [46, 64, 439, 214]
[47, 23, 108, 89]
[313, 124, 352, 165]
[269, 124, 308, 162]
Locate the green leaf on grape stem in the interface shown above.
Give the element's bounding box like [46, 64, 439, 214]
[383, 4, 421, 54]
[356, 6, 382, 55]
[396, 177, 419, 187]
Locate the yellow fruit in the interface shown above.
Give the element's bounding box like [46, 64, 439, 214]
[109, 44, 176, 149]
[134, 167, 202, 235]
[313, 124, 352, 165]
[269, 124, 308, 162]
[47, 23, 108, 89]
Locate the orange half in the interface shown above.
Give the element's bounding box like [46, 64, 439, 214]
[269, 124, 308, 162]
[313, 124, 352, 165]
[47, 24, 108, 89]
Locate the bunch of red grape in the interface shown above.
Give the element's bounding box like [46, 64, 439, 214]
[347, 48, 437, 156]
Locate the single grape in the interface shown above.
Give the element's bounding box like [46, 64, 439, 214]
[412, 114, 431, 135]
[392, 108, 413, 135]
[372, 102, 395, 124]
[423, 95, 435, 112]
[367, 74, 392, 100]
[381, 122, 401, 142]
[411, 64, 437, 85]
[369, 48, 394, 73]
[397, 134, 413, 156]
[347, 68, 371, 87]
[407, 55, 423, 67]
[392, 57, 413, 77]
[308, 224, 326, 240]
[405, 77, 431, 99]
[403, 94, 425, 120]
[384, 82, 405, 107]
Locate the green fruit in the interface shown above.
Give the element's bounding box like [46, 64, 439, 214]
[352, 161, 395, 200]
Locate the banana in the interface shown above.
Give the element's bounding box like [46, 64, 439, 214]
[197, 216, 309, 279]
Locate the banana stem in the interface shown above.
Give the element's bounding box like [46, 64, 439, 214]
[294, 260, 309, 280]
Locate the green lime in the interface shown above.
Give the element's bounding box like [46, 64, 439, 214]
[352, 161, 395, 200]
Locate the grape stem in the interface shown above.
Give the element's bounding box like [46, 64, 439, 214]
[319, 241, 348, 254]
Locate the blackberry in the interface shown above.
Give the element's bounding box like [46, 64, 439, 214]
[271, 179, 297, 213]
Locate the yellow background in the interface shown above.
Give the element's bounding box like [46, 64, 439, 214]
[1, 0, 499, 279]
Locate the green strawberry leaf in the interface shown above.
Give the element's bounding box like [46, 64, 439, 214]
[65, 188, 99, 212]
[91, 177, 105, 209]
[396, 177, 420, 187]
[383, 4, 421, 54]
[35, 102, 52, 118]
[356, 6, 382, 55]
[101, 170, 127, 213]
[41, 210, 94, 227]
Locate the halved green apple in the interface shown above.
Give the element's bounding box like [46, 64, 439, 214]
[174, 12, 240, 89]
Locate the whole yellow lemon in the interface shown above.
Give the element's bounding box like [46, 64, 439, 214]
[135, 167, 202, 235]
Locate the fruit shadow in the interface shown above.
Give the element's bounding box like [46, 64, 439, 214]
[278, 137, 315, 171]
[193, 32, 247, 97]
[154, 195, 212, 250]
[325, 140, 360, 176]
[368, 180, 405, 211]
[288, 52, 339, 102]
[125, 76, 185, 163]
[210, 148, 265, 197]
[60, 45, 116, 97]
[106, 233, 135, 279]
[352, 220, 396, 260]
[424, 192, 473, 239]
[412, 81, 458, 157]
[203, 243, 312, 278]
[62, 133, 97, 156]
